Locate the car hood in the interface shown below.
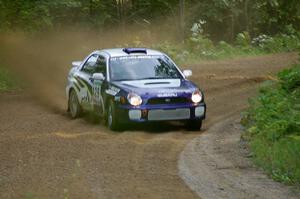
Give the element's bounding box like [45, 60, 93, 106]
[112, 79, 198, 96]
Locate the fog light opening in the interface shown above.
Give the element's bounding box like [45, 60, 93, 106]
[141, 109, 148, 118]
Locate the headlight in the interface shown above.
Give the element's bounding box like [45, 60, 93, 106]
[127, 93, 142, 106]
[191, 90, 202, 103]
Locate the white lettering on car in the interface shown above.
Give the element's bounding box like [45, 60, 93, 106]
[157, 93, 178, 97]
[105, 86, 120, 96]
[93, 79, 103, 105]
[110, 55, 160, 61]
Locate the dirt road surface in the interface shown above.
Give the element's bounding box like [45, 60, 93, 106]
[0, 53, 299, 199]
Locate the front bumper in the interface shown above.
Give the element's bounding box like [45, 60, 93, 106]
[115, 102, 206, 123]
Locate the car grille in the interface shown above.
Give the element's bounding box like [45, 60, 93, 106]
[148, 108, 190, 121]
[147, 97, 190, 105]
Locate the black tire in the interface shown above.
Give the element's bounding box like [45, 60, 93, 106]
[107, 101, 122, 131]
[186, 120, 202, 131]
[69, 89, 82, 119]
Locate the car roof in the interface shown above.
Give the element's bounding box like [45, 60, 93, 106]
[97, 48, 164, 58]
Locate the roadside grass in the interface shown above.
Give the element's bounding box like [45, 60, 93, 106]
[242, 64, 300, 184]
[0, 66, 19, 91]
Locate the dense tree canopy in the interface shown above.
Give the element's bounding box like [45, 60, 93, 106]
[0, 0, 299, 41]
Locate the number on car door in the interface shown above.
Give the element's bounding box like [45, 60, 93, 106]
[91, 55, 107, 116]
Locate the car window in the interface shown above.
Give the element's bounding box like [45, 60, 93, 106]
[109, 55, 182, 81]
[82, 54, 99, 74]
[94, 55, 107, 77]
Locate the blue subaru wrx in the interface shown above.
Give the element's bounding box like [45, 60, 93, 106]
[66, 48, 206, 131]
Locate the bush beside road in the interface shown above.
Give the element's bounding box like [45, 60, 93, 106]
[242, 63, 300, 184]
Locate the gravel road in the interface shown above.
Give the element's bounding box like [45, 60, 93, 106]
[0, 52, 299, 199]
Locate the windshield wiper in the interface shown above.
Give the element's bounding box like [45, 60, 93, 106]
[114, 77, 179, 81]
[134, 77, 171, 80]
[113, 78, 134, 81]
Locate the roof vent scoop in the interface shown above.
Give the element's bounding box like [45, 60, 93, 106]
[123, 48, 147, 54]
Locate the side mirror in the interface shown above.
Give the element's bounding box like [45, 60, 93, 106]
[183, 69, 193, 78]
[92, 73, 105, 81]
[72, 61, 82, 68]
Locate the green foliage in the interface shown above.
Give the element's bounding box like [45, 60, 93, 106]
[252, 34, 300, 53]
[0, 0, 118, 31]
[152, 41, 190, 63]
[242, 64, 300, 184]
[278, 65, 300, 91]
[188, 0, 300, 40]
[187, 19, 216, 58]
[0, 67, 18, 91]
[159, 26, 299, 63]
[236, 32, 251, 47]
[149, 31, 299, 64]
[1, 0, 299, 41]
[112, 23, 299, 64]
[0, 0, 54, 31]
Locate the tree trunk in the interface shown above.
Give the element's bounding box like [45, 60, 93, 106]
[179, 0, 185, 41]
[231, 14, 235, 41]
[244, 0, 249, 33]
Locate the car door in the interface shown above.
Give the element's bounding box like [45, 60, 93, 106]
[75, 54, 99, 111]
[91, 54, 108, 117]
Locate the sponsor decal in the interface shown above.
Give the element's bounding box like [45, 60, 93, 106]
[105, 86, 120, 96]
[110, 55, 161, 61]
[72, 78, 81, 92]
[74, 76, 93, 103]
[74, 76, 84, 88]
[80, 89, 90, 103]
[92, 80, 105, 115]
[157, 93, 177, 97]
[92, 79, 103, 105]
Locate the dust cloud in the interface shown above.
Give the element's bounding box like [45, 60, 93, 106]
[0, 26, 178, 112]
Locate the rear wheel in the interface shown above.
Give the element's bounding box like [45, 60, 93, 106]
[186, 120, 202, 131]
[69, 89, 81, 119]
[107, 101, 122, 131]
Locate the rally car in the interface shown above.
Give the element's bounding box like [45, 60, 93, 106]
[66, 48, 206, 131]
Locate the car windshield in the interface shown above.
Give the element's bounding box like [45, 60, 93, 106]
[109, 55, 182, 81]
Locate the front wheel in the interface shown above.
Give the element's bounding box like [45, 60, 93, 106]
[107, 101, 122, 131]
[69, 89, 82, 119]
[186, 120, 202, 131]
